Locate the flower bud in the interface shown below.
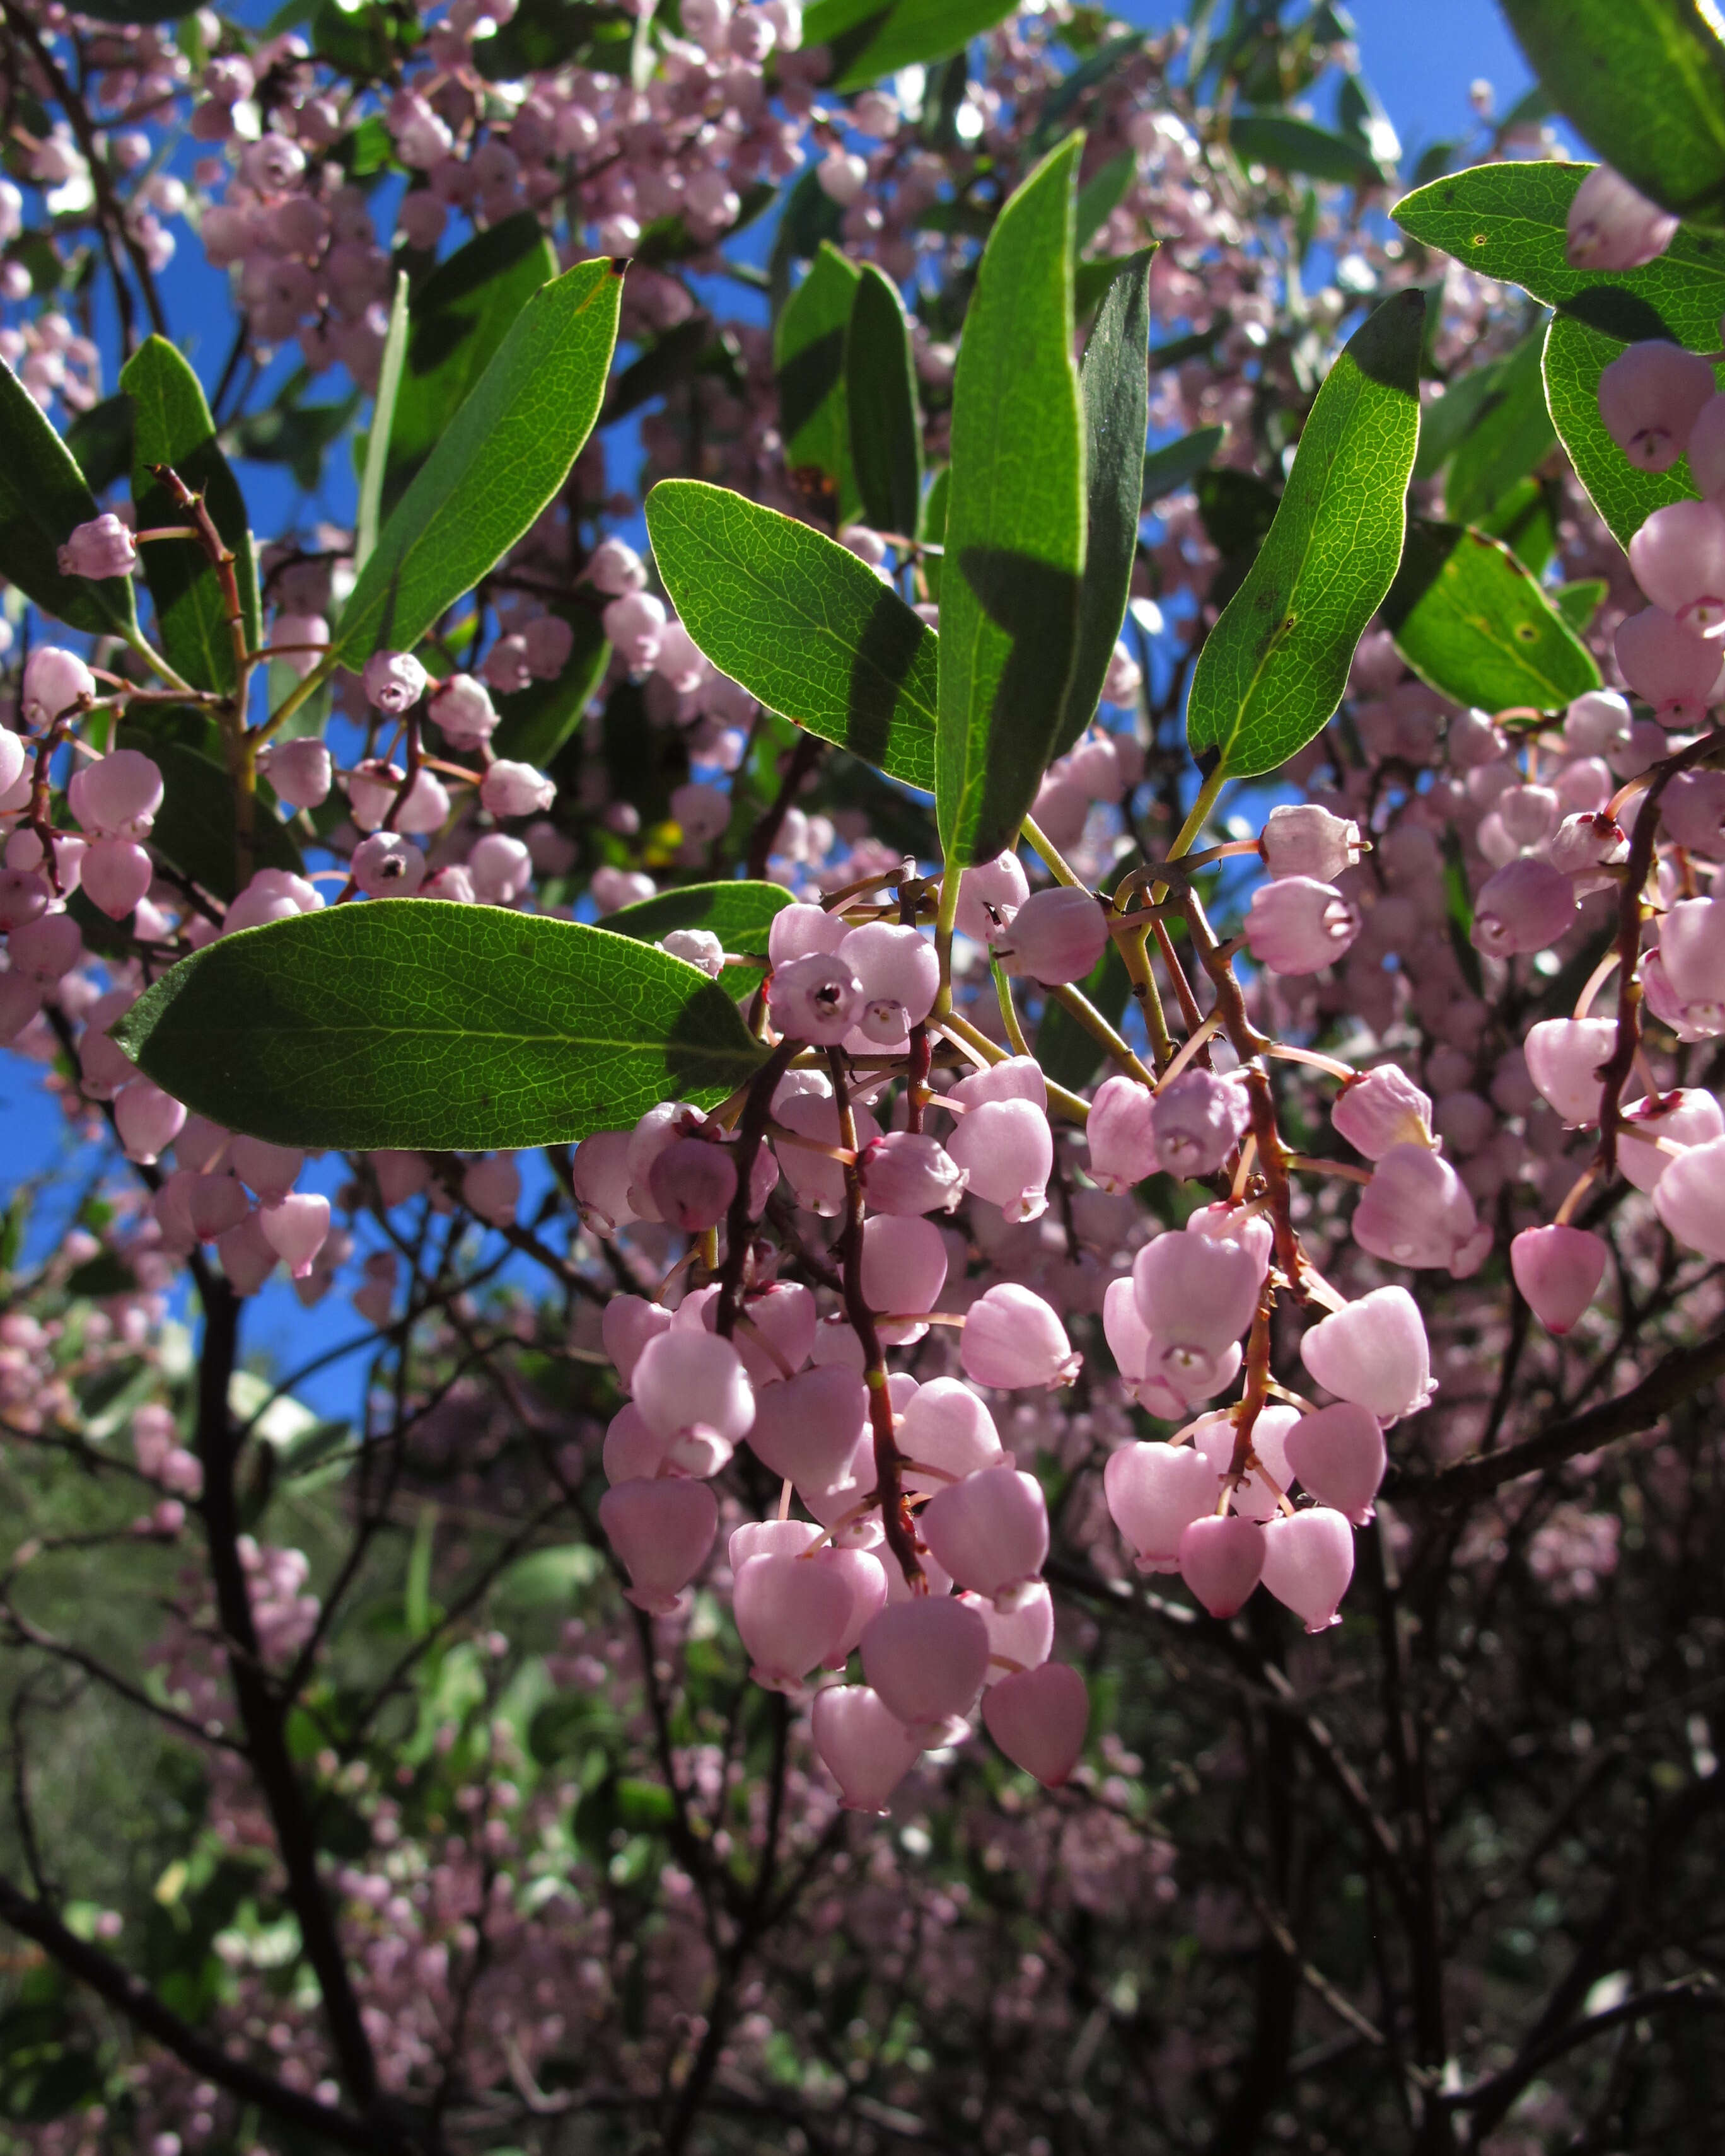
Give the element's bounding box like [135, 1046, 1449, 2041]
[57, 512, 136, 579]
[995, 884, 1108, 986]
[1653, 1133, 1725, 1258]
[768, 951, 862, 1043]
[953, 851, 1028, 946]
[1133, 1227, 1261, 1353]
[733, 1550, 855, 1690]
[1260, 1507, 1354, 1632]
[361, 650, 427, 712]
[67, 749, 163, 839]
[1596, 340, 1716, 470]
[767, 901, 848, 968]
[1105, 1440, 1217, 1572]
[860, 1597, 991, 1730]
[811, 1685, 922, 1811]
[1566, 163, 1678, 270]
[571, 1128, 637, 1231]
[982, 1662, 1087, 1786]
[1548, 810, 1628, 879]
[1656, 896, 1725, 1034]
[1284, 1404, 1385, 1525]
[960, 1284, 1080, 1389]
[1150, 1068, 1251, 1178]
[0, 870, 49, 931]
[946, 1096, 1053, 1223]
[1086, 1075, 1158, 1192]
[1352, 1142, 1489, 1275]
[1630, 498, 1725, 636]
[602, 590, 667, 669]
[1260, 802, 1361, 880]
[427, 672, 497, 747]
[774, 1090, 879, 1215]
[262, 737, 332, 809]
[586, 536, 646, 597]
[859, 1130, 967, 1215]
[352, 832, 426, 896]
[898, 1378, 1005, 1494]
[258, 1193, 330, 1278]
[919, 1464, 1050, 1608]
[1300, 1287, 1433, 1422]
[1178, 1513, 1265, 1618]
[1245, 874, 1360, 973]
[598, 1478, 717, 1613]
[1470, 855, 1577, 959]
[80, 837, 153, 920]
[1332, 1064, 1433, 1157]
[480, 760, 555, 818]
[22, 646, 95, 726]
[647, 1134, 738, 1232]
[114, 1077, 187, 1164]
[630, 1328, 755, 1446]
[468, 833, 533, 905]
[839, 921, 939, 1038]
[746, 1364, 867, 1490]
[1613, 605, 1723, 726]
[1510, 1223, 1607, 1335]
[462, 1153, 520, 1226]
[269, 613, 329, 680]
[817, 148, 868, 204]
[1523, 1016, 1616, 1123]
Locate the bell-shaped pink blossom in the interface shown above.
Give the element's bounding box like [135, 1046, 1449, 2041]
[647, 1135, 738, 1232]
[982, 1662, 1088, 1786]
[859, 1130, 967, 1215]
[361, 649, 427, 712]
[185, 1173, 251, 1243]
[1260, 802, 1361, 880]
[57, 512, 137, 579]
[1284, 1404, 1386, 1525]
[1353, 1142, 1489, 1275]
[745, 1364, 867, 1490]
[462, 1153, 520, 1226]
[811, 1684, 923, 1811]
[960, 1284, 1081, 1389]
[1687, 391, 1725, 500]
[630, 1328, 755, 1446]
[946, 1096, 1053, 1222]
[768, 951, 863, 1044]
[1613, 606, 1722, 727]
[899, 1378, 1006, 1494]
[1245, 874, 1361, 973]
[773, 1090, 880, 1215]
[598, 1478, 717, 1613]
[860, 1596, 991, 1730]
[1300, 1287, 1433, 1422]
[8, 912, 83, 980]
[258, 1193, 330, 1278]
[733, 1551, 856, 1689]
[114, 1077, 186, 1164]
[22, 646, 96, 727]
[860, 1215, 947, 1343]
[571, 1128, 637, 1232]
[1617, 1088, 1725, 1191]
[0, 871, 49, 932]
[1653, 1133, 1725, 1258]
[1150, 1068, 1252, 1177]
[1192, 1405, 1298, 1525]
[919, 1465, 1049, 1608]
[1656, 896, 1725, 1035]
[601, 1294, 672, 1389]
[218, 1211, 278, 1295]
[767, 901, 848, 968]
[950, 1054, 1048, 1111]
[1524, 1017, 1615, 1125]
[996, 884, 1108, 985]
[967, 1581, 1055, 1678]
[1471, 855, 1577, 959]
[1567, 163, 1678, 270]
[67, 749, 162, 838]
[351, 832, 424, 898]
[1332, 1064, 1433, 1157]
[1597, 340, 1716, 470]
[839, 921, 939, 1040]
[480, 760, 555, 818]
[823, 1546, 889, 1664]
[1105, 1440, 1217, 1572]
[1630, 498, 1725, 636]
[1133, 1228, 1261, 1353]
[1511, 1224, 1607, 1335]
[229, 1136, 303, 1204]
[1260, 1508, 1354, 1631]
[953, 850, 1030, 944]
[427, 672, 497, 747]
[603, 1402, 665, 1484]
[1178, 1512, 1265, 1618]
[1548, 810, 1627, 880]
[700, 1279, 815, 1386]
[1662, 769, 1725, 854]
[1086, 1075, 1158, 1192]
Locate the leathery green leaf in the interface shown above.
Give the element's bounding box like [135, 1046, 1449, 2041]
[0, 352, 137, 640]
[1443, 327, 1557, 526]
[1384, 518, 1603, 712]
[846, 263, 923, 541]
[804, 0, 1018, 93]
[776, 242, 862, 522]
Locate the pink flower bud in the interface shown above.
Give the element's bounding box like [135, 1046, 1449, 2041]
[57, 512, 136, 579]
[480, 760, 555, 818]
[76, 830, 151, 924]
[1656, 896, 1725, 1035]
[811, 1684, 923, 1811]
[0, 728, 24, 800]
[186, 1172, 250, 1243]
[960, 1284, 1081, 1390]
[1260, 1507, 1354, 1632]
[670, 780, 730, 845]
[1597, 340, 1716, 470]
[949, 1054, 1047, 1111]
[1510, 1223, 1607, 1335]
[630, 1328, 755, 1446]
[598, 1477, 717, 1613]
[817, 148, 868, 204]
[1260, 803, 1361, 880]
[226, 1136, 301, 1203]
[262, 737, 332, 809]
[1105, 1440, 1217, 1572]
[1300, 1287, 1433, 1422]
[68, 749, 163, 838]
[602, 1294, 672, 1389]
[1133, 1227, 1262, 1353]
[1630, 498, 1725, 636]
[571, 1129, 638, 1231]
[1471, 855, 1577, 959]
[982, 1661, 1088, 1785]
[1332, 1065, 1433, 1157]
[351, 832, 426, 897]
[1284, 1404, 1385, 1525]
[462, 1153, 520, 1226]
[859, 1130, 967, 1215]
[1548, 810, 1627, 879]
[898, 1378, 1005, 1494]
[1523, 1016, 1615, 1124]
[1565, 688, 1632, 756]
[22, 646, 95, 727]
[1086, 1075, 1158, 1192]
[861, 1214, 948, 1342]
[427, 672, 497, 747]
[0, 973, 42, 1041]
[919, 1464, 1049, 1608]
[1652, 1133, 1725, 1258]
[1614, 606, 1722, 727]
[268, 613, 329, 681]
[860, 1596, 991, 1730]
[1353, 1142, 1489, 1275]
[822, 1545, 889, 1664]
[587, 536, 647, 597]
[0, 870, 49, 931]
[1566, 163, 1678, 270]
[1178, 1512, 1265, 1618]
[467, 833, 533, 907]
[1245, 874, 1360, 973]
[746, 1364, 867, 1490]
[693, 1278, 813, 1387]
[223, 867, 322, 935]
[768, 952, 862, 1044]
[1150, 1068, 1251, 1178]
[8, 910, 81, 980]
[953, 851, 1029, 945]
[259, 1192, 330, 1278]
[772, 1089, 878, 1215]
[733, 1550, 855, 1689]
[839, 921, 939, 1039]
[946, 1096, 1053, 1223]
[767, 901, 848, 968]
[1663, 769, 1725, 854]
[995, 884, 1108, 985]
[115, 1077, 187, 1164]
[218, 1212, 278, 1295]
[1617, 1087, 1725, 1190]
[647, 1135, 738, 1232]
[361, 649, 427, 712]
[602, 589, 667, 669]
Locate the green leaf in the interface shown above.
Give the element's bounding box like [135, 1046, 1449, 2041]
[1186, 289, 1424, 782]
[1195, 466, 1281, 559]
[1034, 936, 1131, 1092]
[937, 135, 1086, 867]
[0, 357, 138, 639]
[1383, 519, 1603, 712]
[646, 480, 938, 791]
[1228, 110, 1388, 187]
[604, 879, 790, 996]
[1475, 473, 1562, 576]
[1497, 0, 1725, 225]
[607, 316, 725, 426]
[488, 607, 610, 769]
[1143, 424, 1224, 507]
[384, 213, 556, 516]
[804, 0, 1018, 91]
[1074, 252, 1140, 320]
[64, 393, 133, 496]
[1076, 151, 1135, 249]
[122, 337, 258, 690]
[920, 463, 948, 601]
[1413, 355, 1509, 482]
[337, 257, 622, 669]
[846, 264, 923, 540]
[769, 168, 845, 323]
[110, 903, 769, 1150]
[1054, 247, 1151, 758]
[116, 724, 302, 903]
[775, 243, 862, 521]
[354, 270, 409, 572]
[1393, 161, 1725, 347]
[1443, 327, 1557, 525]
[1542, 311, 1721, 547]
[1555, 576, 1608, 633]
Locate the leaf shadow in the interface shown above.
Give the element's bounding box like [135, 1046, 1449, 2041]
[844, 581, 932, 774]
[954, 545, 1082, 840]
[777, 327, 847, 446]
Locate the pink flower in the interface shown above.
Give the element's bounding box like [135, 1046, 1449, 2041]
[1245, 874, 1360, 973]
[57, 512, 136, 579]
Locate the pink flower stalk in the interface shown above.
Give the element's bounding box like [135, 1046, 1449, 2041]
[1260, 1508, 1354, 1631]
[1245, 874, 1361, 973]
[919, 1465, 1050, 1608]
[1284, 1404, 1386, 1525]
[1566, 164, 1678, 270]
[810, 1685, 923, 1812]
[995, 884, 1108, 985]
[1178, 1512, 1266, 1618]
[1511, 1224, 1608, 1335]
[1596, 341, 1716, 470]
[1300, 1287, 1434, 1422]
[982, 1662, 1088, 1786]
[57, 513, 136, 579]
[1149, 1068, 1252, 1177]
[859, 1596, 991, 1731]
[598, 1478, 717, 1613]
[946, 1096, 1053, 1222]
[960, 1284, 1081, 1389]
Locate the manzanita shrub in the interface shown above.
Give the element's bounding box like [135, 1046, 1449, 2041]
[1, 0, 1723, 2150]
